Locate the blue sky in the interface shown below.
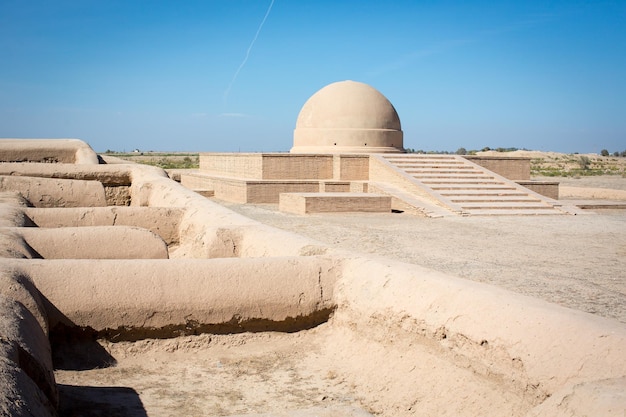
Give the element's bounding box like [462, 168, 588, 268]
[1, 1, 625, 154]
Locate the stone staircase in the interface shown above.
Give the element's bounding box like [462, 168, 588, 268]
[377, 154, 566, 215]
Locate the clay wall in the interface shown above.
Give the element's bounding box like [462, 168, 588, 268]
[0, 162, 134, 185]
[11, 257, 338, 338]
[0, 162, 135, 206]
[129, 172, 328, 258]
[0, 176, 107, 208]
[0, 268, 57, 417]
[0, 138, 99, 164]
[16, 226, 169, 259]
[463, 155, 531, 180]
[24, 207, 183, 246]
[335, 256, 626, 415]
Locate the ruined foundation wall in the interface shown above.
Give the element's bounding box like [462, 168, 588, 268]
[0, 138, 99, 165]
[0, 269, 56, 417]
[334, 256, 626, 415]
[16, 226, 169, 259]
[0, 175, 107, 208]
[24, 207, 183, 246]
[9, 257, 339, 338]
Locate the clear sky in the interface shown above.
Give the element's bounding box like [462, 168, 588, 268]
[1, 1, 625, 154]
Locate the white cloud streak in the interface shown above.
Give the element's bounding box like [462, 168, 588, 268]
[223, 0, 275, 104]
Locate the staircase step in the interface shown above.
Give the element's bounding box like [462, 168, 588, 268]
[404, 168, 478, 173]
[421, 179, 504, 184]
[450, 197, 541, 203]
[439, 190, 528, 196]
[466, 209, 563, 216]
[390, 160, 465, 164]
[459, 202, 552, 209]
[383, 155, 457, 160]
[376, 154, 564, 216]
[400, 161, 469, 164]
[412, 174, 495, 180]
[430, 185, 518, 190]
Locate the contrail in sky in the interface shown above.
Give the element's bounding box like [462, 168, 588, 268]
[223, 0, 275, 103]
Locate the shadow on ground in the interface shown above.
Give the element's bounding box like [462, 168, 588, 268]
[58, 384, 147, 417]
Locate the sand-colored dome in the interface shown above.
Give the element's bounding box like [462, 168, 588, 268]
[291, 80, 404, 154]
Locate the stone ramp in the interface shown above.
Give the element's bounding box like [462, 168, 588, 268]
[377, 154, 568, 216]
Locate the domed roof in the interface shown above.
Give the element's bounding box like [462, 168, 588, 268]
[295, 80, 401, 131]
[291, 80, 404, 154]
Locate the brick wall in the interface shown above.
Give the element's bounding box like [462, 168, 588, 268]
[517, 181, 559, 199]
[262, 155, 333, 180]
[199, 154, 263, 178]
[180, 172, 216, 190]
[463, 156, 530, 180]
[339, 155, 369, 180]
[247, 182, 320, 203]
[321, 182, 351, 192]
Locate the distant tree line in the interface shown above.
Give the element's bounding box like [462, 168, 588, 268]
[404, 147, 626, 157]
[404, 146, 527, 155]
[600, 149, 626, 157]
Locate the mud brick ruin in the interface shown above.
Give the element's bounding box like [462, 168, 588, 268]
[0, 81, 624, 416]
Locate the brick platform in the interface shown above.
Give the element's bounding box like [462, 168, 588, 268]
[279, 192, 391, 215]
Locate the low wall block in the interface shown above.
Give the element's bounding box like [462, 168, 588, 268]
[279, 193, 391, 214]
[463, 156, 531, 180]
[517, 180, 559, 200]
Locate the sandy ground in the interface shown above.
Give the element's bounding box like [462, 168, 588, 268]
[54, 175, 626, 417]
[55, 329, 368, 417]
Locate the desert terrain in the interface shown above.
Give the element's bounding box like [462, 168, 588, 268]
[54, 152, 626, 417]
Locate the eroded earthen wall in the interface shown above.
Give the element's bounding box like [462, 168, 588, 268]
[11, 257, 338, 338]
[0, 176, 107, 208]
